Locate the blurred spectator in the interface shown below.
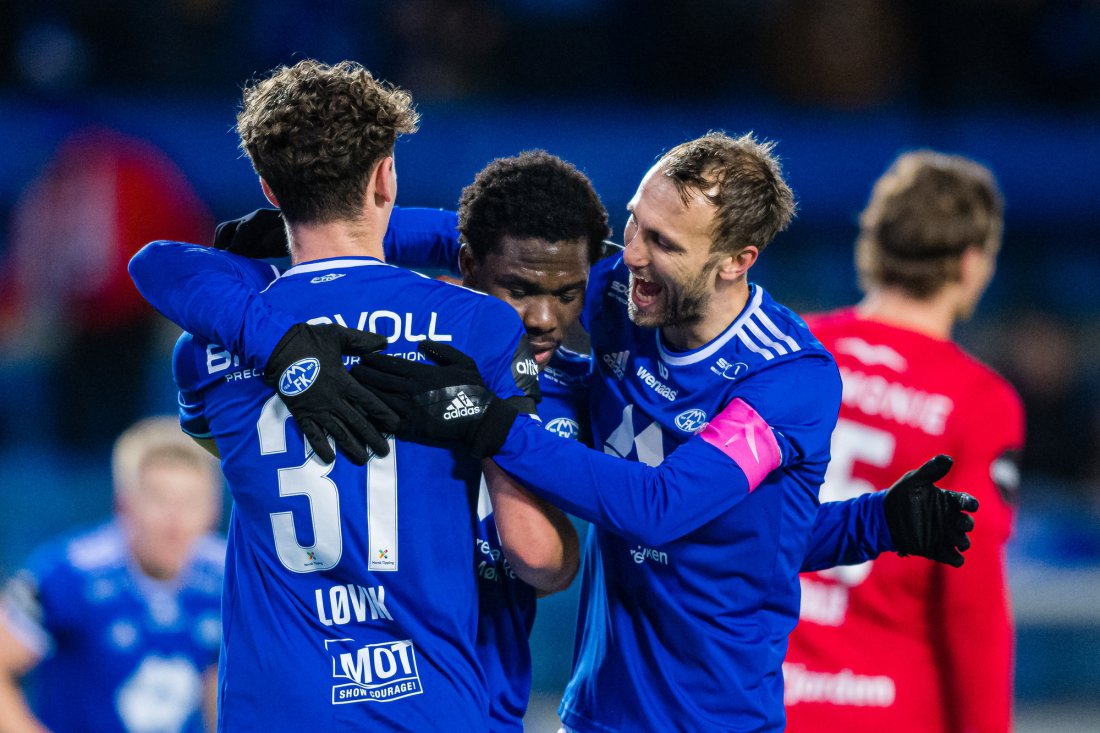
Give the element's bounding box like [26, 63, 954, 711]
[381, 0, 506, 99]
[760, 0, 913, 109]
[0, 127, 211, 450]
[997, 312, 1100, 492]
[0, 416, 223, 733]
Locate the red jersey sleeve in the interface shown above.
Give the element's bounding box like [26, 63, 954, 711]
[934, 375, 1024, 733]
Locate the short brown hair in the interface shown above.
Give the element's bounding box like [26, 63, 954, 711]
[657, 131, 796, 255]
[237, 59, 419, 224]
[856, 151, 1003, 298]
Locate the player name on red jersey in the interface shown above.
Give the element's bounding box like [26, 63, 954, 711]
[838, 366, 954, 436]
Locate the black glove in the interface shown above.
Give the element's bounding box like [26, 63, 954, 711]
[883, 454, 979, 568]
[350, 340, 519, 459]
[264, 324, 400, 464]
[213, 208, 289, 258]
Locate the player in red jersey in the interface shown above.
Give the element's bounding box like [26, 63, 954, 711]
[784, 151, 1024, 733]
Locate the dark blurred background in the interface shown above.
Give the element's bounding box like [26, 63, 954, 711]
[0, 1, 1098, 730]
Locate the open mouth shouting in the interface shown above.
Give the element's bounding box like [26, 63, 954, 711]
[630, 271, 663, 312]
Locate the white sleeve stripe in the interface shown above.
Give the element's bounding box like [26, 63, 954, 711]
[736, 329, 774, 360]
[745, 318, 789, 356]
[755, 310, 801, 352]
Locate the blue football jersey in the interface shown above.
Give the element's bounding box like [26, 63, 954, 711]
[487, 256, 845, 732]
[568, 257, 841, 732]
[0, 522, 223, 733]
[476, 347, 592, 733]
[172, 256, 529, 732]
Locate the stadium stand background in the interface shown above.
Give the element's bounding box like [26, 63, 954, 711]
[0, 1, 1097, 730]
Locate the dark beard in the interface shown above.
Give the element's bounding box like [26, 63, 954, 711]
[628, 268, 712, 329]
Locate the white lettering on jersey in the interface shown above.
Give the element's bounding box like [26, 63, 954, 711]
[797, 576, 849, 626]
[326, 637, 423, 704]
[840, 367, 954, 436]
[314, 584, 393, 626]
[206, 344, 239, 374]
[629, 546, 669, 566]
[783, 663, 896, 708]
[710, 357, 748, 381]
[305, 313, 453, 344]
[635, 365, 677, 400]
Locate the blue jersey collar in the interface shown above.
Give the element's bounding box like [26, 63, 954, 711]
[656, 284, 764, 366]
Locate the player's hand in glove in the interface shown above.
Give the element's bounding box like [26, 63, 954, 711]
[213, 208, 289, 259]
[265, 324, 400, 465]
[883, 454, 979, 568]
[350, 340, 519, 459]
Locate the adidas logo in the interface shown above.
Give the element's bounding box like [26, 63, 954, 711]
[443, 391, 482, 420]
[602, 350, 629, 379]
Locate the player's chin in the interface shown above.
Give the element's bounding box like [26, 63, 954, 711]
[627, 301, 666, 328]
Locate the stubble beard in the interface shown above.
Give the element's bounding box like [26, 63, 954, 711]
[627, 269, 712, 330]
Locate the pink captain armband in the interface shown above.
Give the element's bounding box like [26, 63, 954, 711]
[698, 398, 782, 491]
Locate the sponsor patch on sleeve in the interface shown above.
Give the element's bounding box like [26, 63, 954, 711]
[509, 337, 541, 403]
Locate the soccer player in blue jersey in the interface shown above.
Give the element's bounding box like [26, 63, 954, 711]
[349, 133, 978, 732]
[133, 149, 600, 732]
[454, 151, 605, 731]
[130, 138, 981, 730]
[0, 417, 223, 733]
[154, 59, 578, 732]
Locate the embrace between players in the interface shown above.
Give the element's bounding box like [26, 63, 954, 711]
[130, 59, 1019, 733]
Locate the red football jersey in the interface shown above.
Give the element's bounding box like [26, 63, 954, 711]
[785, 308, 1024, 733]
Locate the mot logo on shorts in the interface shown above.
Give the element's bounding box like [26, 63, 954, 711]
[326, 638, 423, 705]
[278, 358, 320, 396]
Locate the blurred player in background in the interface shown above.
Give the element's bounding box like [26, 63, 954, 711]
[0, 416, 223, 733]
[785, 151, 1024, 733]
[0, 127, 211, 448]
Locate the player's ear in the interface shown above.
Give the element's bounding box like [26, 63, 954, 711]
[960, 245, 995, 289]
[458, 244, 478, 283]
[372, 156, 396, 204]
[717, 245, 758, 282]
[259, 178, 280, 208]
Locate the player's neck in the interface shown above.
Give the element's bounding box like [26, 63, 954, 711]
[662, 279, 750, 351]
[856, 288, 957, 340]
[288, 217, 387, 265]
